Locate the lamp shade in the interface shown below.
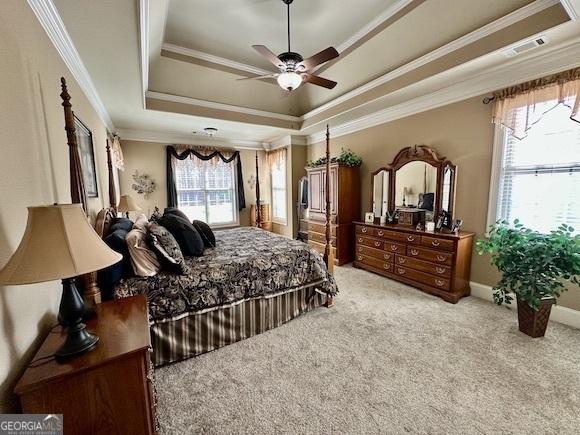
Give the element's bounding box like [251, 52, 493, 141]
[117, 195, 142, 213]
[0, 204, 122, 285]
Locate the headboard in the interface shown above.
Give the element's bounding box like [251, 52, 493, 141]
[95, 207, 116, 239]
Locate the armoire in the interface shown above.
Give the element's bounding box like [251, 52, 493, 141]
[306, 163, 360, 265]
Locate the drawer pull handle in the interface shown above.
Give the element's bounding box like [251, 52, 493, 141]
[410, 249, 419, 256]
[397, 267, 405, 275]
[407, 235, 415, 242]
[435, 279, 445, 287]
[384, 263, 390, 270]
[436, 255, 447, 262]
[374, 241, 381, 247]
[432, 240, 441, 247]
[436, 267, 446, 274]
[378, 230, 384, 236]
[398, 258, 406, 264]
[384, 254, 390, 260]
[391, 244, 398, 251]
[358, 255, 363, 261]
[358, 247, 363, 252]
[362, 227, 368, 233]
[358, 238, 363, 243]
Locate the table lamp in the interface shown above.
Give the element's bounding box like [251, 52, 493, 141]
[117, 195, 142, 218]
[0, 204, 122, 359]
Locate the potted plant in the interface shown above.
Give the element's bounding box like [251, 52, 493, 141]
[306, 148, 362, 168]
[476, 220, 580, 337]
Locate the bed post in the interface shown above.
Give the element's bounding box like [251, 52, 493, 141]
[61, 77, 101, 308]
[323, 125, 335, 307]
[106, 138, 117, 212]
[255, 151, 262, 228]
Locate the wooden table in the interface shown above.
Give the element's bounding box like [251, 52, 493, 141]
[15, 295, 156, 435]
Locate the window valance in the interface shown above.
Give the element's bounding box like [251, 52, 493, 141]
[166, 145, 246, 211]
[267, 147, 287, 170]
[492, 68, 580, 139]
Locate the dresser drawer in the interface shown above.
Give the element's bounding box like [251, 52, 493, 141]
[394, 255, 451, 278]
[308, 240, 336, 257]
[355, 253, 393, 272]
[355, 225, 374, 236]
[309, 221, 336, 236]
[374, 229, 421, 245]
[356, 245, 394, 262]
[421, 236, 455, 252]
[384, 240, 406, 254]
[406, 246, 453, 265]
[393, 265, 451, 291]
[308, 231, 336, 246]
[356, 235, 384, 250]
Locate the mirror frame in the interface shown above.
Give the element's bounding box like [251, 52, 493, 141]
[370, 166, 393, 217]
[371, 145, 457, 220]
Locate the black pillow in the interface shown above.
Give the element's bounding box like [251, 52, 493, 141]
[159, 213, 204, 256]
[164, 207, 190, 222]
[148, 223, 189, 274]
[192, 220, 216, 248]
[97, 228, 131, 300]
[110, 217, 133, 234]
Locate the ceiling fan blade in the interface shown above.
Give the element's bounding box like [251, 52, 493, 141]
[252, 45, 284, 69]
[297, 47, 339, 71]
[237, 73, 279, 81]
[301, 73, 337, 89]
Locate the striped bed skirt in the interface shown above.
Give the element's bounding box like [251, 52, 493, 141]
[150, 285, 328, 366]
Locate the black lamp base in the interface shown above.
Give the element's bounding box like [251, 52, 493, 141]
[56, 278, 100, 360]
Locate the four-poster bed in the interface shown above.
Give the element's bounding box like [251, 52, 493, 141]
[61, 78, 337, 367]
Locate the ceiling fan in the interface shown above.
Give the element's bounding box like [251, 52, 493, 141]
[239, 0, 339, 91]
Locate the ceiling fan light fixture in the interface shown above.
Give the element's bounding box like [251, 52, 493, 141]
[277, 72, 302, 91]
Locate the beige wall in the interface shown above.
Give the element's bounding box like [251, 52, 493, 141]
[308, 96, 580, 311]
[0, 1, 112, 412]
[119, 140, 270, 227]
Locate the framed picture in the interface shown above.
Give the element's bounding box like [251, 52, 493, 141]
[74, 115, 98, 197]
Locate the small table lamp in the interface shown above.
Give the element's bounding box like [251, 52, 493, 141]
[0, 204, 122, 359]
[117, 195, 142, 218]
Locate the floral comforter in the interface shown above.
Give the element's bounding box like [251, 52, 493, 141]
[114, 227, 337, 321]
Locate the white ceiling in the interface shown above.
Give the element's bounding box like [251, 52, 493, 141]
[46, 0, 580, 146]
[164, 0, 394, 70]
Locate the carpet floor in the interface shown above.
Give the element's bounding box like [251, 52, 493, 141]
[154, 265, 580, 434]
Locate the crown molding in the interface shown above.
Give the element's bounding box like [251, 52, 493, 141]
[146, 91, 302, 122]
[117, 128, 268, 150]
[139, 0, 149, 107]
[162, 43, 274, 77]
[560, 0, 579, 19]
[302, 0, 562, 121]
[306, 35, 580, 144]
[27, 0, 115, 131]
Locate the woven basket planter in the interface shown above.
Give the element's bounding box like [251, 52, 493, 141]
[516, 296, 555, 338]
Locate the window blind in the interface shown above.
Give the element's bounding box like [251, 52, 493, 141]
[497, 102, 580, 234]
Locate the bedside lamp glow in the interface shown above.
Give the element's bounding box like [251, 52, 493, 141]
[117, 195, 142, 218]
[0, 204, 122, 359]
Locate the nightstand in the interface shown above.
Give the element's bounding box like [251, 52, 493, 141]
[15, 295, 156, 435]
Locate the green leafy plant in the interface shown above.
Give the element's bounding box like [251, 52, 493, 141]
[306, 148, 362, 168]
[476, 220, 580, 310]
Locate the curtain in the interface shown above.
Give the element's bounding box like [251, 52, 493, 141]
[267, 147, 287, 170]
[166, 145, 246, 210]
[492, 68, 580, 139]
[111, 135, 125, 171]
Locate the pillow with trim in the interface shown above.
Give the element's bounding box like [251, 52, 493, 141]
[192, 220, 216, 248]
[158, 213, 204, 256]
[148, 222, 189, 274]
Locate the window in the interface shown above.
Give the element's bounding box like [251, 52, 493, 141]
[271, 152, 287, 223]
[174, 158, 238, 226]
[488, 103, 580, 234]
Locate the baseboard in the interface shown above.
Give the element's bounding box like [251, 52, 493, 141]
[469, 281, 580, 330]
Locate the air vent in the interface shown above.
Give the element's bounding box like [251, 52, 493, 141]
[503, 36, 549, 58]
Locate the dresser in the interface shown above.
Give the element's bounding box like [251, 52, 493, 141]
[306, 163, 360, 265]
[353, 222, 474, 303]
[15, 295, 156, 435]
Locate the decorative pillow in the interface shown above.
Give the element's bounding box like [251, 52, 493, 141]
[109, 217, 133, 234]
[126, 226, 161, 277]
[148, 223, 189, 274]
[97, 228, 130, 300]
[133, 213, 149, 231]
[159, 213, 204, 256]
[192, 220, 216, 248]
[163, 207, 190, 222]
